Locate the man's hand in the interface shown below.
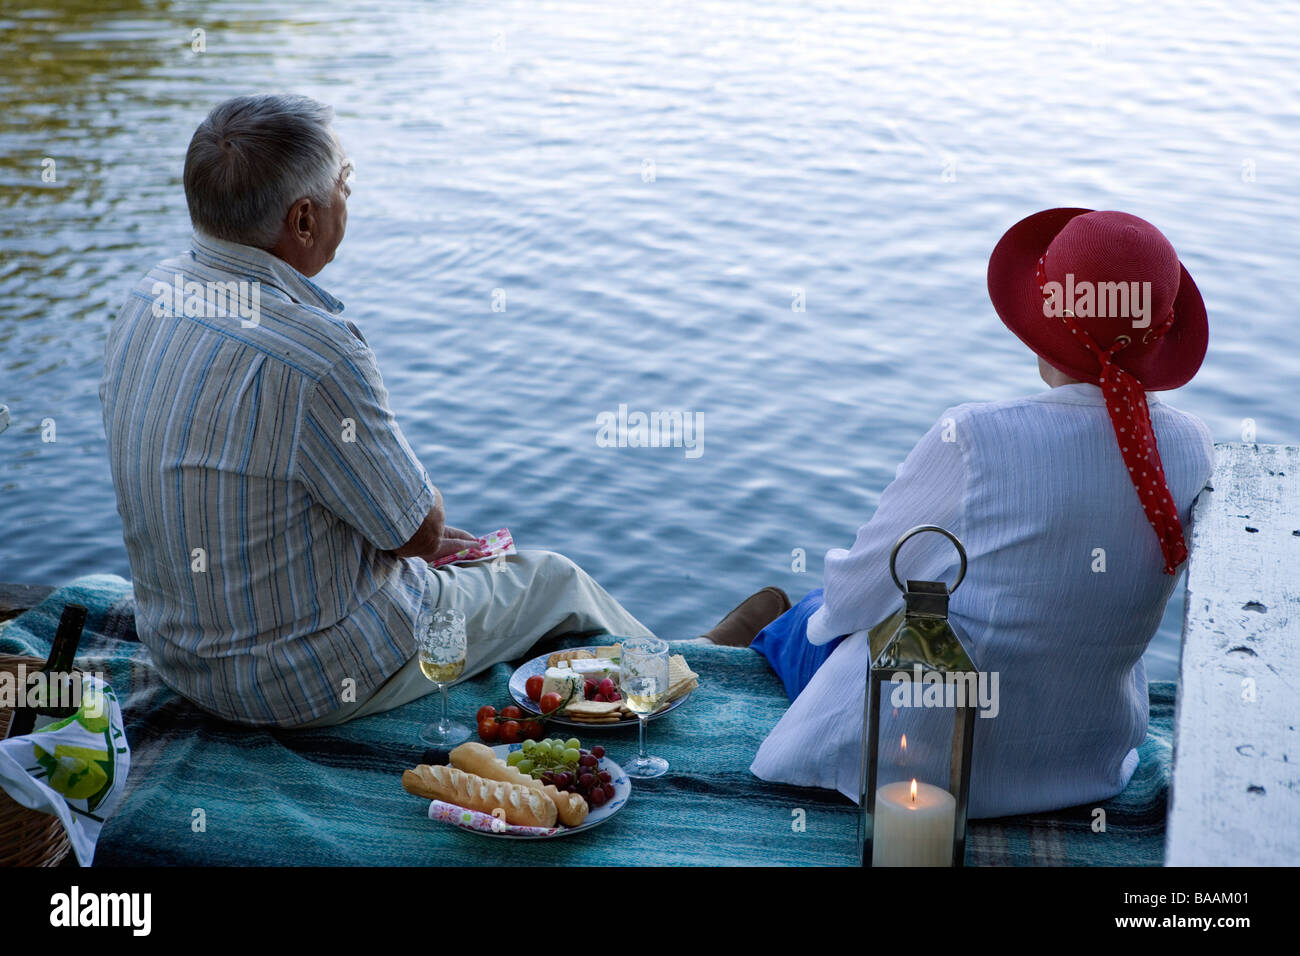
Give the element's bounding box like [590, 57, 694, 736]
[391, 492, 487, 564]
[428, 534, 478, 562]
[392, 493, 446, 560]
[428, 527, 483, 563]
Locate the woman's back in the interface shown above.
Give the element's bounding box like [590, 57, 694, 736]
[750, 382, 1214, 817]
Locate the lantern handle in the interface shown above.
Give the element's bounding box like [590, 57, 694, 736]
[889, 525, 967, 595]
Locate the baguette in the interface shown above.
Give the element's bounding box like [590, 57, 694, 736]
[402, 763, 557, 828]
[450, 742, 589, 828]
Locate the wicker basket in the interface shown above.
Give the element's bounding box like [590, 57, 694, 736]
[0, 655, 73, 866]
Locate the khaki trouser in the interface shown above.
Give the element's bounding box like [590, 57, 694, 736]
[292, 550, 654, 728]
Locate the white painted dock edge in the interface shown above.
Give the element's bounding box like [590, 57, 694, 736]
[1166, 442, 1300, 866]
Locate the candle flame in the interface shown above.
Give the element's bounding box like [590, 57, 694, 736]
[910, 778, 918, 803]
[900, 734, 907, 752]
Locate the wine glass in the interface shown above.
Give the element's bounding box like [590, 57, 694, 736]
[417, 608, 470, 747]
[619, 636, 670, 778]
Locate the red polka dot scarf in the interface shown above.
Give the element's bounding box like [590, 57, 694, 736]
[1037, 253, 1188, 575]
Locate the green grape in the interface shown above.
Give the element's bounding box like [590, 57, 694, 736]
[550, 740, 566, 757]
[506, 751, 524, 766]
[563, 748, 580, 764]
[516, 759, 535, 775]
[565, 738, 581, 751]
[521, 739, 536, 754]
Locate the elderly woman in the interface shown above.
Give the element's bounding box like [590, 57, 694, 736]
[710, 209, 1213, 819]
[100, 94, 654, 730]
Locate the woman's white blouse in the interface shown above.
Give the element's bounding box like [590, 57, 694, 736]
[750, 383, 1214, 818]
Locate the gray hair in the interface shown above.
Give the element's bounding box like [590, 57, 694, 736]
[184, 94, 342, 249]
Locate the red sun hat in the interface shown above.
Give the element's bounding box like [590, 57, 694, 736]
[987, 208, 1208, 390]
[987, 208, 1210, 575]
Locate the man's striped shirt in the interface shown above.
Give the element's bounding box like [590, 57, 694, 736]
[100, 232, 437, 725]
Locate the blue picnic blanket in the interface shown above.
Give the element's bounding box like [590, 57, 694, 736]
[1, 575, 1173, 866]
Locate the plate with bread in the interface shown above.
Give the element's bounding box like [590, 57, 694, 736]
[402, 740, 630, 839]
[508, 643, 699, 728]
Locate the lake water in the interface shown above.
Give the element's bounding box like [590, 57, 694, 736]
[2, 0, 1298, 681]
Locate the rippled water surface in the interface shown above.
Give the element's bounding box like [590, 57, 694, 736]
[3, 0, 1298, 680]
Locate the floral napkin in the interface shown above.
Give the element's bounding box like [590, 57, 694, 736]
[427, 798, 560, 836]
[429, 528, 516, 569]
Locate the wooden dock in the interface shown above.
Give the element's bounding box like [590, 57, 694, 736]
[1, 442, 1296, 865]
[1166, 442, 1300, 866]
[0, 583, 53, 623]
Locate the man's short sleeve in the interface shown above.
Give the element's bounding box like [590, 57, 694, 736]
[292, 344, 437, 551]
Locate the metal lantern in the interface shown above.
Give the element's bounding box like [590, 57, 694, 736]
[858, 525, 978, 867]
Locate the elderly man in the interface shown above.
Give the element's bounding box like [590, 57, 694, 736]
[99, 93, 654, 728]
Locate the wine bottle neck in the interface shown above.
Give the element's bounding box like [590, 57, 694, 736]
[44, 604, 87, 675]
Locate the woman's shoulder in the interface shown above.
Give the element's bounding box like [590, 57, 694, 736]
[1150, 398, 1212, 442]
[1151, 402, 1215, 477]
[927, 386, 1104, 436]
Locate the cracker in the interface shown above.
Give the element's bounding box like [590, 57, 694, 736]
[565, 699, 623, 717]
[664, 655, 699, 701]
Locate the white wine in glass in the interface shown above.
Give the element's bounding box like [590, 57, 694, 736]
[619, 637, 669, 778]
[418, 608, 470, 747]
[419, 659, 466, 683]
[623, 681, 664, 716]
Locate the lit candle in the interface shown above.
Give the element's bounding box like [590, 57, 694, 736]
[871, 777, 956, 867]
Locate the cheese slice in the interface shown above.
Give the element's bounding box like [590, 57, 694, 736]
[568, 658, 620, 681]
[540, 667, 580, 700]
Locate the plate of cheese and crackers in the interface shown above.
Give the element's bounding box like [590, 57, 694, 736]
[402, 741, 630, 839]
[507, 643, 699, 728]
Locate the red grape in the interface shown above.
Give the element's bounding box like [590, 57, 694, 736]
[591, 745, 605, 759]
[589, 788, 609, 807]
[598, 678, 616, 697]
